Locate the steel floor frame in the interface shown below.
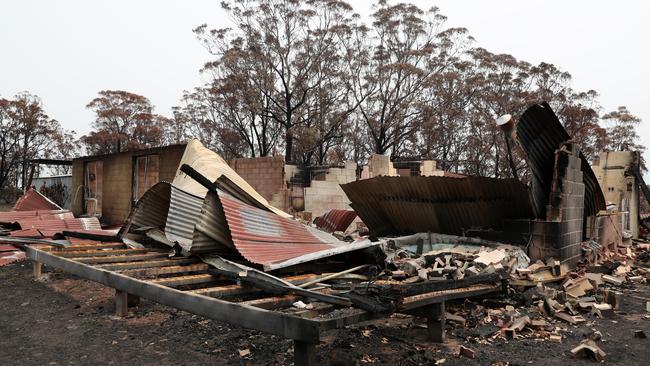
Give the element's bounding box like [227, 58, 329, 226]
[26, 241, 501, 365]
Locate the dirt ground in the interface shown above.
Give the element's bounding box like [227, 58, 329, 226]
[1, 262, 648, 366]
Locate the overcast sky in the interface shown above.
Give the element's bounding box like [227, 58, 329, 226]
[1, 0, 648, 173]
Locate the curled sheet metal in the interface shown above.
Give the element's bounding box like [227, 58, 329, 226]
[164, 185, 204, 250]
[165, 140, 290, 249]
[119, 140, 375, 270]
[516, 102, 606, 217]
[313, 209, 358, 233]
[197, 189, 364, 270]
[341, 175, 534, 237]
[119, 182, 172, 238]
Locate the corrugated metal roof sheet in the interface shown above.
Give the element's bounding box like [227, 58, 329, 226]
[119, 182, 172, 237]
[0, 210, 72, 224]
[516, 102, 605, 217]
[188, 188, 354, 269]
[169, 139, 290, 217]
[313, 209, 357, 233]
[220, 194, 335, 264]
[165, 185, 205, 250]
[15, 217, 101, 232]
[0, 249, 26, 266]
[118, 141, 373, 270]
[13, 188, 62, 211]
[341, 175, 534, 237]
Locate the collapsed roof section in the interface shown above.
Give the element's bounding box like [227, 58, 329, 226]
[516, 102, 606, 217]
[120, 139, 373, 271]
[341, 176, 534, 237]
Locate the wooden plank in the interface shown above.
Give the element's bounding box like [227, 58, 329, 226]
[51, 243, 125, 251]
[96, 258, 199, 271]
[191, 274, 321, 298]
[72, 253, 169, 264]
[242, 295, 300, 310]
[26, 246, 321, 342]
[150, 274, 217, 287]
[400, 283, 501, 310]
[119, 263, 209, 277]
[57, 249, 156, 258]
[190, 283, 257, 298]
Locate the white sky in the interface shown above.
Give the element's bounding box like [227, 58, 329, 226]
[1, 0, 648, 178]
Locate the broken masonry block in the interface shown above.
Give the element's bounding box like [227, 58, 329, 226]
[465, 266, 480, 277]
[602, 289, 623, 309]
[549, 334, 562, 343]
[504, 316, 530, 339]
[402, 258, 425, 276]
[458, 345, 475, 359]
[590, 303, 614, 319]
[570, 339, 606, 361]
[602, 274, 623, 286]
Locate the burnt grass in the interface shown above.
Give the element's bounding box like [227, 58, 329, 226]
[1, 262, 648, 366]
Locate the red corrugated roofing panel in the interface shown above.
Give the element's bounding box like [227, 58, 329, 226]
[8, 228, 44, 238]
[13, 188, 62, 211]
[0, 250, 26, 266]
[218, 194, 338, 266]
[0, 210, 73, 223]
[313, 209, 357, 233]
[15, 218, 101, 231]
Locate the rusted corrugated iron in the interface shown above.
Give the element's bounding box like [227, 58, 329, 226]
[0, 210, 72, 224]
[190, 189, 354, 269]
[516, 102, 605, 217]
[341, 175, 534, 237]
[313, 209, 357, 233]
[0, 245, 25, 266]
[220, 193, 335, 265]
[12, 188, 62, 211]
[15, 217, 101, 232]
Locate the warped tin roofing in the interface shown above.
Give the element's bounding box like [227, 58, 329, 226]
[516, 102, 606, 217]
[341, 175, 534, 237]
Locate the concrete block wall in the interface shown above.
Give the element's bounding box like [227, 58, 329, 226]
[367, 154, 397, 178]
[591, 151, 639, 238]
[230, 156, 289, 212]
[499, 144, 586, 268]
[553, 145, 585, 265]
[585, 213, 622, 252]
[71, 144, 186, 225]
[304, 162, 357, 218]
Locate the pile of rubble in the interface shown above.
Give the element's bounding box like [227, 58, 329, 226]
[433, 237, 650, 362]
[379, 233, 529, 283]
